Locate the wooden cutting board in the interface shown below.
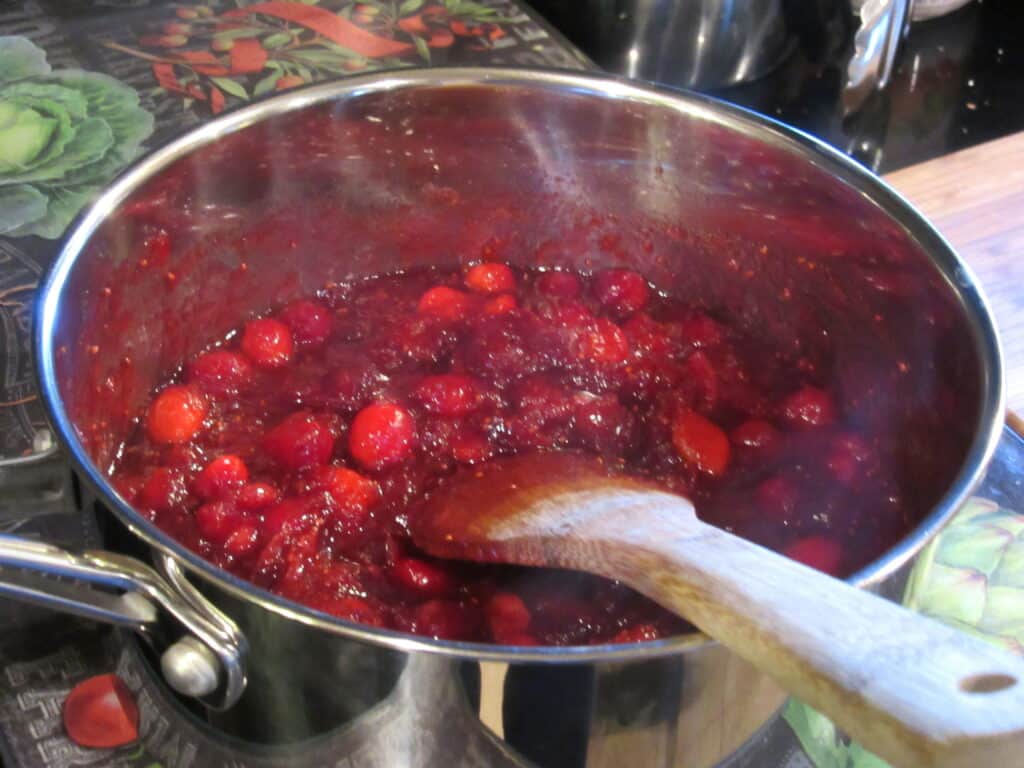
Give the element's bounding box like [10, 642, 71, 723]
[884, 132, 1024, 429]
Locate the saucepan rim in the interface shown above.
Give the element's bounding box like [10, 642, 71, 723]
[35, 67, 1006, 663]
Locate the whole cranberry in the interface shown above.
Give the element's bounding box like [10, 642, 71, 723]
[575, 318, 630, 366]
[262, 412, 335, 472]
[237, 482, 280, 511]
[465, 263, 515, 294]
[730, 420, 781, 456]
[390, 557, 457, 597]
[349, 402, 416, 470]
[413, 374, 481, 416]
[241, 318, 294, 368]
[785, 536, 843, 576]
[319, 505, 370, 557]
[592, 269, 650, 318]
[413, 599, 479, 640]
[674, 313, 724, 349]
[193, 455, 249, 501]
[484, 294, 518, 316]
[195, 501, 243, 545]
[780, 386, 836, 430]
[261, 497, 318, 539]
[536, 271, 582, 298]
[623, 313, 673, 358]
[146, 385, 206, 444]
[671, 409, 730, 477]
[186, 350, 254, 396]
[756, 475, 800, 521]
[612, 624, 661, 644]
[417, 286, 469, 323]
[224, 524, 261, 559]
[138, 467, 185, 513]
[826, 434, 872, 484]
[279, 299, 333, 345]
[465, 314, 543, 380]
[312, 465, 378, 512]
[574, 393, 633, 453]
[486, 592, 532, 644]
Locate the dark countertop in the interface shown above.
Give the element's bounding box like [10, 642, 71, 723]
[532, 0, 1024, 173]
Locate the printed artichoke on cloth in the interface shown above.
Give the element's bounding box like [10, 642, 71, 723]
[785, 497, 1024, 767]
[0, 36, 154, 239]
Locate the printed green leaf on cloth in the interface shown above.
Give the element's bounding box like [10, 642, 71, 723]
[786, 498, 1024, 767]
[0, 36, 154, 239]
[107, 1, 508, 115]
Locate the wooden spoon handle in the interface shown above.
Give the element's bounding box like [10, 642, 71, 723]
[560, 495, 1024, 768]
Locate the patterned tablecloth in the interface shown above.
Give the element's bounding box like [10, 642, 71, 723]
[1, 3, 1022, 768]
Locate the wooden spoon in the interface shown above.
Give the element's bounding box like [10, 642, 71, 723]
[412, 452, 1024, 768]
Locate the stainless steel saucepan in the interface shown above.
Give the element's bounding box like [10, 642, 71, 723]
[0, 69, 1004, 767]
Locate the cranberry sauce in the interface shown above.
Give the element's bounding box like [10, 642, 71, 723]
[111, 263, 943, 645]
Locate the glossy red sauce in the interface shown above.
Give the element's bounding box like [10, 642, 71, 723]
[111, 263, 948, 645]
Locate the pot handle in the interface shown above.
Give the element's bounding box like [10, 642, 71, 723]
[0, 534, 247, 710]
[844, 0, 914, 113]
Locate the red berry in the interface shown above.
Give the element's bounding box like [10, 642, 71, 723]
[279, 299, 333, 345]
[138, 468, 185, 513]
[623, 313, 673, 357]
[413, 599, 478, 640]
[224, 524, 260, 558]
[262, 412, 335, 472]
[536, 271, 581, 298]
[312, 465, 378, 512]
[826, 434, 871, 484]
[449, 431, 493, 464]
[730, 420, 780, 455]
[261, 497, 318, 539]
[612, 624, 661, 643]
[593, 269, 650, 317]
[674, 313, 724, 349]
[574, 394, 632, 453]
[195, 501, 242, 545]
[186, 349, 254, 396]
[241, 318, 294, 368]
[413, 374, 481, 416]
[390, 557, 457, 597]
[484, 294, 518, 316]
[465, 263, 515, 294]
[63, 674, 139, 749]
[349, 402, 416, 470]
[785, 536, 843, 575]
[146, 385, 206, 444]
[417, 286, 469, 322]
[486, 593, 531, 643]
[237, 482, 280, 511]
[576, 318, 630, 365]
[780, 386, 836, 430]
[319, 504, 370, 556]
[756, 475, 799, 520]
[671, 409, 730, 476]
[193, 455, 249, 501]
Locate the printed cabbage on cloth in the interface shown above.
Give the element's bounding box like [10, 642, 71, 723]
[0, 36, 154, 239]
[786, 498, 1024, 767]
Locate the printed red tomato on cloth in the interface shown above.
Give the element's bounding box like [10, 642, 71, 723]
[63, 673, 139, 749]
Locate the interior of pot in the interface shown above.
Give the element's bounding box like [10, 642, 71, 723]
[43, 72, 993, 633]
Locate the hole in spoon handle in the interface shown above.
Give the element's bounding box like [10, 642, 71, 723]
[959, 673, 1018, 694]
